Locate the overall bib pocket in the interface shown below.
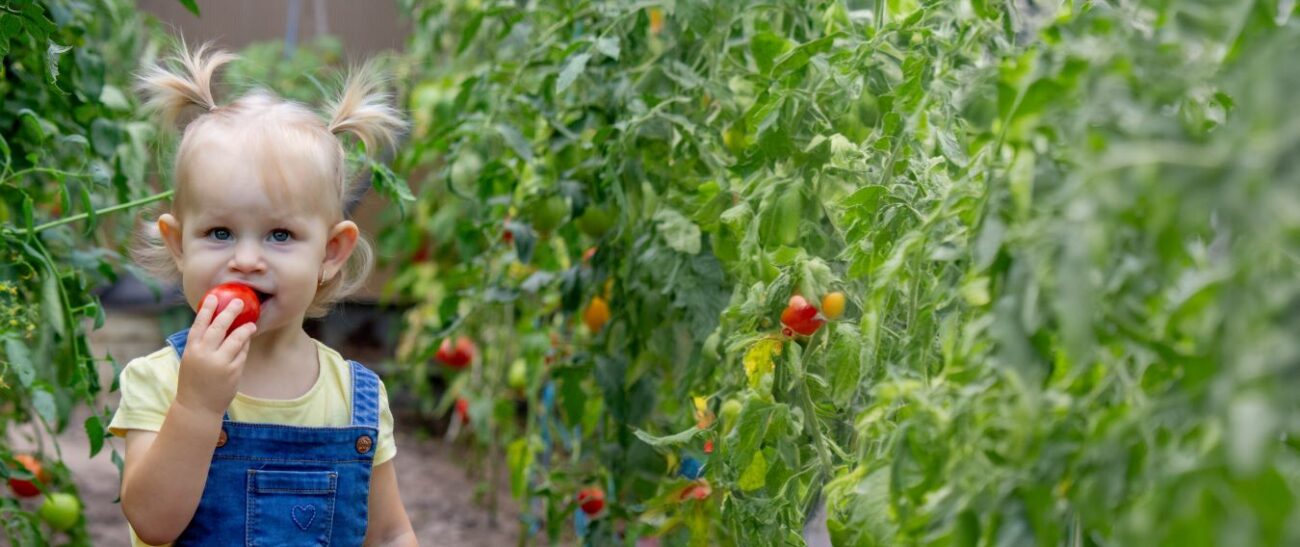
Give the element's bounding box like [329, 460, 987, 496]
[246, 469, 338, 546]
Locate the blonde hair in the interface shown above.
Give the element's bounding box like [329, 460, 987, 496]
[131, 40, 407, 317]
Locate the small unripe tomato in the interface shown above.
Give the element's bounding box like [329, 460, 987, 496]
[39, 492, 81, 531]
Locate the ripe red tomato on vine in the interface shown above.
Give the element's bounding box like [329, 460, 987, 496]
[780, 295, 823, 336]
[436, 337, 477, 369]
[7, 454, 47, 498]
[577, 486, 605, 515]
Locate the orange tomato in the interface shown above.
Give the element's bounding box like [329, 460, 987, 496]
[648, 8, 664, 34]
[822, 291, 846, 320]
[584, 296, 610, 333]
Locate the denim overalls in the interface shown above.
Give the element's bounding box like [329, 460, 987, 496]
[164, 329, 378, 546]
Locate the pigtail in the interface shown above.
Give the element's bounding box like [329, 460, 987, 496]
[325, 61, 407, 155]
[136, 40, 237, 126]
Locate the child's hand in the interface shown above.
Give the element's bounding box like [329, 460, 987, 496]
[174, 294, 257, 418]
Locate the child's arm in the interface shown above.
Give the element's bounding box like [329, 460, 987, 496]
[120, 296, 257, 545]
[364, 460, 418, 546]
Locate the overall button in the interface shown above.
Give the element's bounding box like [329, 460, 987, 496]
[355, 435, 373, 454]
[216, 429, 228, 448]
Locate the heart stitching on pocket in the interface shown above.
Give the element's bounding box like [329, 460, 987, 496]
[291, 505, 317, 530]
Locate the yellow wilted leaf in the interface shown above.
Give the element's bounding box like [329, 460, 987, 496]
[743, 339, 783, 389]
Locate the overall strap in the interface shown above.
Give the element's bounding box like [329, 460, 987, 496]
[349, 361, 381, 428]
[166, 328, 190, 358]
[166, 328, 231, 422]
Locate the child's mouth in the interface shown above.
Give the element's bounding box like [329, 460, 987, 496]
[253, 289, 274, 305]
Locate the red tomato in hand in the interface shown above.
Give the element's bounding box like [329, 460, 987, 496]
[577, 486, 605, 515]
[7, 454, 47, 498]
[780, 295, 823, 336]
[204, 283, 261, 332]
[435, 337, 477, 369]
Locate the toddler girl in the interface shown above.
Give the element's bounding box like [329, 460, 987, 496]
[108, 42, 416, 546]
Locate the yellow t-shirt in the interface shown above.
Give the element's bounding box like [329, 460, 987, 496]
[107, 339, 397, 547]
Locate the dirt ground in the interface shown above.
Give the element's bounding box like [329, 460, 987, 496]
[7, 311, 521, 546]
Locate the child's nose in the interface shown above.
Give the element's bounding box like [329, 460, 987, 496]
[228, 240, 266, 272]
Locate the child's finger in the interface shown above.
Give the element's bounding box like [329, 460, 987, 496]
[219, 323, 257, 361]
[204, 298, 244, 346]
[228, 329, 253, 370]
[189, 295, 218, 342]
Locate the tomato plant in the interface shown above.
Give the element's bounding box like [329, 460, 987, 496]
[383, 0, 1300, 545]
[0, 1, 183, 542]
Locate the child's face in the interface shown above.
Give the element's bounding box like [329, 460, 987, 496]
[157, 169, 357, 333]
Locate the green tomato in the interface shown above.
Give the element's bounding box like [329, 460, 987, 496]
[761, 188, 802, 247]
[723, 125, 747, 155]
[855, 91, 880, 128]
[720, 399, 743, 434]
[39, 492, 81, 531]
[508, 358, 528, 389]
[575, 206, 615, 238]
[450, 152, 483, 193]
[528, 196, 569, 233]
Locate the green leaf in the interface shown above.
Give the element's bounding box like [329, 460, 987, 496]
[654, 208, 701, 255]
[3, 335, 35, 387]
[633, 426, 703, 449]
[456, 11, 485, 54]
[506, 438, 532, 499]
[176, 0, 200, 16]
[936, 127, 968, 168]
[737, 450, 768, 491]
[369, 161, 415, 219]
[495, 123, 533, 161]
[78, 185, 97, 236]
[0, 132, 10, 169]
[826, 324, 863, 408]
[720, 203, 753, 237]
[31, 388, 57, 426]
[593, 36, 620, 60]
[85, 415, 104, 457]
[556, 52, 590, 94]
[771, 34, 838, 78]
[750, 31, 790, 74]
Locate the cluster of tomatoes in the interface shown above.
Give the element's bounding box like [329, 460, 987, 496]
[6, 454, 82, 531]
[779, 291, 846, 337]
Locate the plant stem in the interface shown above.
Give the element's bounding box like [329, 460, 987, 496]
[25, 190, 173, 235]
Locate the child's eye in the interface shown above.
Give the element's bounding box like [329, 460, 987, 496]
[207, 228, 232, 241]
[270, 229, 293, 242]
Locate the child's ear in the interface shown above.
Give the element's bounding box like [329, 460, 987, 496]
[321, 220, 360, 283]
[157, 214, 184, 267]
